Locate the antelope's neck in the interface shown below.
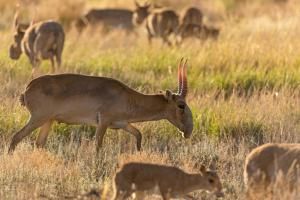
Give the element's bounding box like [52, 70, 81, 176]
[127, 93, 168, 122]
[182, 174, 205, 193]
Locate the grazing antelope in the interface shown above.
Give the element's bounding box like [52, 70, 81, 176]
[181, 7, 203, 27]
[133, 4, 179, 46]
[75, 2, 151, 33]
[244, 143, 300, 197]
[113, 162, 224, 200]
[8, 59, 193, 153]
[132, 1, 151, 25]
[146, 9, 179, 46]
[9, 11, 65, 75]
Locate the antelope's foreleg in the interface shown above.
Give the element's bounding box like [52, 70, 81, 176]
[50, 56, 55, 73]
[121, 124, 142, 151]
[95, 112, 108, 153]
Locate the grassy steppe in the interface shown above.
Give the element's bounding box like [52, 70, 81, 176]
[0, 0, 299, 199]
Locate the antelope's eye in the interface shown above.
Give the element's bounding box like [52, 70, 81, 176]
[178, 104, 185, 109]
[208, 178, 214, 184]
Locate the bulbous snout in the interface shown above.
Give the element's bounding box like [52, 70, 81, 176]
[180, 124, 193, 139]
[133, 17, 143, 25]
[182, 117, 193, 139]
[9, 45, 21, 60]
[215, 191, 225, 198]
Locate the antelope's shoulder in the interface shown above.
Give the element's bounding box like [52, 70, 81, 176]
[123, 162, 185, 177]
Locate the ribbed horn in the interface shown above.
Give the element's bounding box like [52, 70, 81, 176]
[135, 0, 140, 7]
[13, 7, 20, 30]
[30, 7, 37, 26]
[180, 59, 188, 98]
[177, 58, 184, 95]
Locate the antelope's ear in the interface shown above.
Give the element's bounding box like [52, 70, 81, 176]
[135, 0, 140, 7]
[200, 165, 206, 174]
[17, 25, 27, 33]
[164, 90, 173, 102]
[145, 2, 151, 9]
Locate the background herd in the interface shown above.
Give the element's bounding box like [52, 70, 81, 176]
[0, 0, 299, 199]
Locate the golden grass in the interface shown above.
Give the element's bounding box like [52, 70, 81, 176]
[0, 0, 299, 199]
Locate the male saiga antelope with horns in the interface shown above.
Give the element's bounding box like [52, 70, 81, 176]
[9, 59, 193, 153]
[9, 9, 65, 76]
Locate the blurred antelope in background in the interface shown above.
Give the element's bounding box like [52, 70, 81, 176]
[9, 9, 65, 76]
[244, 143, 300, 199]
[178, 24, 220, 42]
[133, 3, 179, 46]
[181, 7, 203, 27]
[177, 6, 219, 43]
[113, 162, 224, 200]
[8, 59, 193, 153]
[75, 1, 151, 34]
[177, 6, 203, 43]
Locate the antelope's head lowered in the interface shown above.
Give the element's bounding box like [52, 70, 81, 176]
[9, 11, 28, 60]
[164, 59, 193, 138]
[133, 1, 151, 25]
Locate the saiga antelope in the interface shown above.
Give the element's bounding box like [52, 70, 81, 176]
[9, 10, 65, 76]
[113, 162, 224, 200]
[178, 24, 220, 43]
[181, 7, 203, 27]
[133, 3, 179, 46]
[8, 59, 193, 153]
[244, 143, 300, 198]
[75, 1, 151, 33]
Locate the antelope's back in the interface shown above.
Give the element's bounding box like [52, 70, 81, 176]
[182, 7, 203, 26]
[85, 9, 134, 28]
[119, 162, 185, 181]
[244, 143, 300, 186]
[147, 9, 179, 35]
[22, 21, 64, 49]
[24, 74, 132, 107]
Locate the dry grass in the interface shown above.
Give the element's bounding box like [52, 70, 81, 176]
[0, 0, 299, 199]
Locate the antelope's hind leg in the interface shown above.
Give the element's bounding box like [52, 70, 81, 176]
[36, 120, 53, 148]
[9, 117, 46, 153]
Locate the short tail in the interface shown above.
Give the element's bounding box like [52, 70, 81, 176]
[19, 93, 25, 106]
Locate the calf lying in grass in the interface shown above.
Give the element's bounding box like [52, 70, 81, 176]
[113, 162, 224, 200]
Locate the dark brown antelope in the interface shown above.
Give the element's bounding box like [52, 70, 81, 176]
[133, 4, 179, 46]
[146, 9, 179, 46]
[113, 162, 224, 200]
[9, 10, 65, 75]
[75, 2, 151, 33]
[8, 59, 193, 153]
[181, 7, 203, 27]
[178, 24, 220, 43]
